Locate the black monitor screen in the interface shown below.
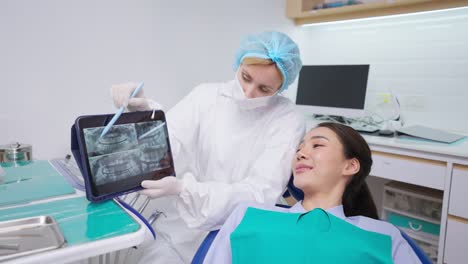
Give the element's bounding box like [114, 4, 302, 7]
[296, 65, 369, 110]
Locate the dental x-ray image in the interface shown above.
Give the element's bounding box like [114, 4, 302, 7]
[76, 111, 175, 201]
[136, 121, 170, 173]
[84, 124, 138, 157]
[89, 150, 142, 186]
[82, 120, 170, 187]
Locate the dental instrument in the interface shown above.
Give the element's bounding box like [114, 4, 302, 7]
[100, 82, 144, 138]
[138, 122, 166, 140]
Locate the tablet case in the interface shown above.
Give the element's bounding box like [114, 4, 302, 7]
[71, 123, 88, 190]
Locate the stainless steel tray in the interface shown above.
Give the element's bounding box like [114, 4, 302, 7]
[0, 215, 66, 261]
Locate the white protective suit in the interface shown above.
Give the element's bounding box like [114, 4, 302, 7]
[137, 79, 305, 263]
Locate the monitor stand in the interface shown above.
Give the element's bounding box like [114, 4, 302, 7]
[312, 114, 348, 124]
[311, 114, 380, 133]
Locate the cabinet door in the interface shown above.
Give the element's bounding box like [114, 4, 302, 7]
[371, 151, 446, 190]
[444, 217, 468, 264]
[448, 165, 468, 219]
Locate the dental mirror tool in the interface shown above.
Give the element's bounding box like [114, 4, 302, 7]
[100, 82, 144, 138]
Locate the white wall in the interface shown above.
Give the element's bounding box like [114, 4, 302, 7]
[288, 7, 468, 133]
[0, 0, 297, 159]
[3, 1, 466, 159]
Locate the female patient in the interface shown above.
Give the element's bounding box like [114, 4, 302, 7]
[203, 122, 421, 264]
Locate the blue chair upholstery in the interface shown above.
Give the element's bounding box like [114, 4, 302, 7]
[192, 230, 219, 264]
[400, 231, 433, 264]
[192, 176, 432, 264]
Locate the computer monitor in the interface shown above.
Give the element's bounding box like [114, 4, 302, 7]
[295, 65, 370, 118]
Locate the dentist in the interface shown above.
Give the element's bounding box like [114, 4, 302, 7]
[111, 31, 305, 263]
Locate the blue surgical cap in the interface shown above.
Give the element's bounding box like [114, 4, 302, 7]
[234, 31, 302, 92]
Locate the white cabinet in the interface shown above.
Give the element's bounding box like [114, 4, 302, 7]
[448, 165, 468, 219]
[359, 133, 468, 263]
[444, 164, 468, 263]
[371, 151, 446, 190]
[444, 217, 468, 264]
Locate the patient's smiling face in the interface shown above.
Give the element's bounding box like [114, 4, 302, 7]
[292, 127, 351, 195]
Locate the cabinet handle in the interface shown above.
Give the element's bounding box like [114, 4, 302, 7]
[409, 222, 423, 232]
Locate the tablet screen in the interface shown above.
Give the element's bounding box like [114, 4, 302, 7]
[78, 112, 175, 199]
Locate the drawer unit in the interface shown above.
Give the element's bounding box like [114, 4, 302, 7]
[371, 151, 446, 190]
[387, 212, 440, 236]
[382, 181, 443, 263]
[444, 216, 468, 264]
[383, 181, 443, 223]
[448, 165, 468, 219]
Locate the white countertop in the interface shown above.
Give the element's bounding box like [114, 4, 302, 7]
[305, 118, 468, 160]
[363, 133, 468, 159]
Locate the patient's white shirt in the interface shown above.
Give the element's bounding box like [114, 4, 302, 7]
[204, 202, 422, 264]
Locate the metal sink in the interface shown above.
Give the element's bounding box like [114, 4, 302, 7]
[0, 215, 66, 261]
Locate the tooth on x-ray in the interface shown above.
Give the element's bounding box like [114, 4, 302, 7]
[136, 121, 170, 173]
[89, 150, 142, 186]
[140, 145, 169, 173]
[84, 124, 138, 156]
[136, 121, 167, 147]
[138, 122, 166, 140]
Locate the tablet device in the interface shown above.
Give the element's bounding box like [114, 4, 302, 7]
[74, 110, 175, 202]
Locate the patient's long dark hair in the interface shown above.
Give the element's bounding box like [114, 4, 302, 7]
[317, 122, 379, 220]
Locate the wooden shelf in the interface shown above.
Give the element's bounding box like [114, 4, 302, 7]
[286, 0, 468, 25]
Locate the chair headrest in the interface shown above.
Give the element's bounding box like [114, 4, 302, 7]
[287, 175, 304, 201]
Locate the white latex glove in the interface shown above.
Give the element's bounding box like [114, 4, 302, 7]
[139, 177, 185, 199]
[111, 82, 162, 112]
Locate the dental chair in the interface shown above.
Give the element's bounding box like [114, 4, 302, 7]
[191, 177, 433, 264]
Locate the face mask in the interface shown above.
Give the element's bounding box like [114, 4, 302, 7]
[233, 73, 277, 110]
